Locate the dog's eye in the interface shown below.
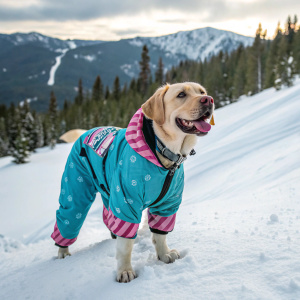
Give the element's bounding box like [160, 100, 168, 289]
[177, 92, 186, 98]
[200, 90, 205, 95]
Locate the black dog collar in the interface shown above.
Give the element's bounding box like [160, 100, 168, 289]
[155, 135, 196, 173]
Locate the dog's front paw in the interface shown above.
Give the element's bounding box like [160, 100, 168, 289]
[58, 247, 71, 259]
[117, 269, 137, 283]
[158, 249, 180, 264]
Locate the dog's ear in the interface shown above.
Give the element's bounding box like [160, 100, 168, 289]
[142, 84, 169, 126]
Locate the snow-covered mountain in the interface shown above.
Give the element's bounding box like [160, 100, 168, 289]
[0, 31, 102, 51]
[0, 28, 253, 111]
[130, 27, 253, 61]
[0, 79, 299, 299]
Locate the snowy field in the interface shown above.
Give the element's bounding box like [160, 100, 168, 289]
[0, 80, 300, 300]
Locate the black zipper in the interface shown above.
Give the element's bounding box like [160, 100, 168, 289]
[80, 147, 110, 197]
[100, 183, 110, 196]
[150, 170, 175, 206]
[79, 148, 97, 179]
[100, 152, 110, 196]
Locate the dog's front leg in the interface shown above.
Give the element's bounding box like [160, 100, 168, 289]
[116, 237, 136, 283]
[152, 233, 180, 263]
[57, 247, 71, 259]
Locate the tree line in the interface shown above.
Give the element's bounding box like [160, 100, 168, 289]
[0, 15, 299, 163]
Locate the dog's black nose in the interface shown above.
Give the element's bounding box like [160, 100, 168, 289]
[200, 96, 214, 106]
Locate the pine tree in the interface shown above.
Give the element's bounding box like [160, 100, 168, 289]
[9, 105, 31, 164]
[265, 22, 285, 88]
[19, 101, 37, 152]
[48, 91, 58, 149]
[75, 79, 84, 105]
[233, 47, 247, 99]
[113, 76, 121, 101]
[139, 45, 151, 95]
[7, 104, 19, 154]
[275, 34, 293, 89]
[129, 79, 136, 92]
[104, 86, 110, 99]
[12, 125, 30, 164]
[286, 15, 296, 53]
[0, 117, 8, 157]
[122, 82, 128, 95]
[35, 115, 44, 148]
[155, 57, 164, 84]
[245, 23, 267, 95]
[25, 111, 36, 152]
[92, 75, 103, 102]
[63, 99, 69, 111]
[293, 20, 300, 73]
[42, 117, 50, 146]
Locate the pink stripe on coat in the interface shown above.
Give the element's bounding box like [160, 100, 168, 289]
[51, 222, 77, 246]
[148, 209, 176, 232]
[102, 206, 139, 238]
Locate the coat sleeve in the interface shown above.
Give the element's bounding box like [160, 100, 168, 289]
[107, 164, 144, 239]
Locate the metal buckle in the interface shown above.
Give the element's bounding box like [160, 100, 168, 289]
[176, 155, 186, 165]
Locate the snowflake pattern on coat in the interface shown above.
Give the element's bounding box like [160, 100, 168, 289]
[130, 155, 136, 163]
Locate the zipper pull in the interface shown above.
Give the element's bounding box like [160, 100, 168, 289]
[169, 166, 176, 176]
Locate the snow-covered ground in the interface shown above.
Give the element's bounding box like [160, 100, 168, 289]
[0, 80, 300, 299]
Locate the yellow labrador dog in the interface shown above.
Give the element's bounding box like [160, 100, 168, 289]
[54, 82, 214, 283]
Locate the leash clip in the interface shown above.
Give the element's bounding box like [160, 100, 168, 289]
[175, 155, 187, 165]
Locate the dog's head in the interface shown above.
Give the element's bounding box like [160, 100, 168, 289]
[142, 82, 214, 138]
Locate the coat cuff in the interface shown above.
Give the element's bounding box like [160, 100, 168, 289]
[148, 209, 176, 233]
[102, 206, 139, 239]
[51, 222, 77, 247]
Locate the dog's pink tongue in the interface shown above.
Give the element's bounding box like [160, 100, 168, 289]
[193, 120, 211, 132]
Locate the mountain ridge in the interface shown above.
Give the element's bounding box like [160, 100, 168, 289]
[0, 27, 254, 110]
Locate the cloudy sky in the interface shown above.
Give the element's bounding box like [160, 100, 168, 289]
[0, 0, 299, 40]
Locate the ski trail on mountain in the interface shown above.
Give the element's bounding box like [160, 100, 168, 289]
[47, 49, 68, 86]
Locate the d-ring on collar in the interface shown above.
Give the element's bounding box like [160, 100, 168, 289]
[155, 135, 196, 174]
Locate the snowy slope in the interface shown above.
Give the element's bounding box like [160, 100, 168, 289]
[0, 81, 300, 300]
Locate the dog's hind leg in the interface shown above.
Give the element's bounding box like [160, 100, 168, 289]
[152, 233, 180, 263]
[116, 237, 136, 283]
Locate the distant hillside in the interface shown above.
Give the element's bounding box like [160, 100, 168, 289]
[0, 28, 253, 111]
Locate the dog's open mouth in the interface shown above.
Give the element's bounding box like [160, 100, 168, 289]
[176, 112, 211, 136]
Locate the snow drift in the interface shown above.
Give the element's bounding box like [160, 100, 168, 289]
[0, 80, 300, 300]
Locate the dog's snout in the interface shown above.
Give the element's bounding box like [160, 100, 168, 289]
[200, 96, 214, 106]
